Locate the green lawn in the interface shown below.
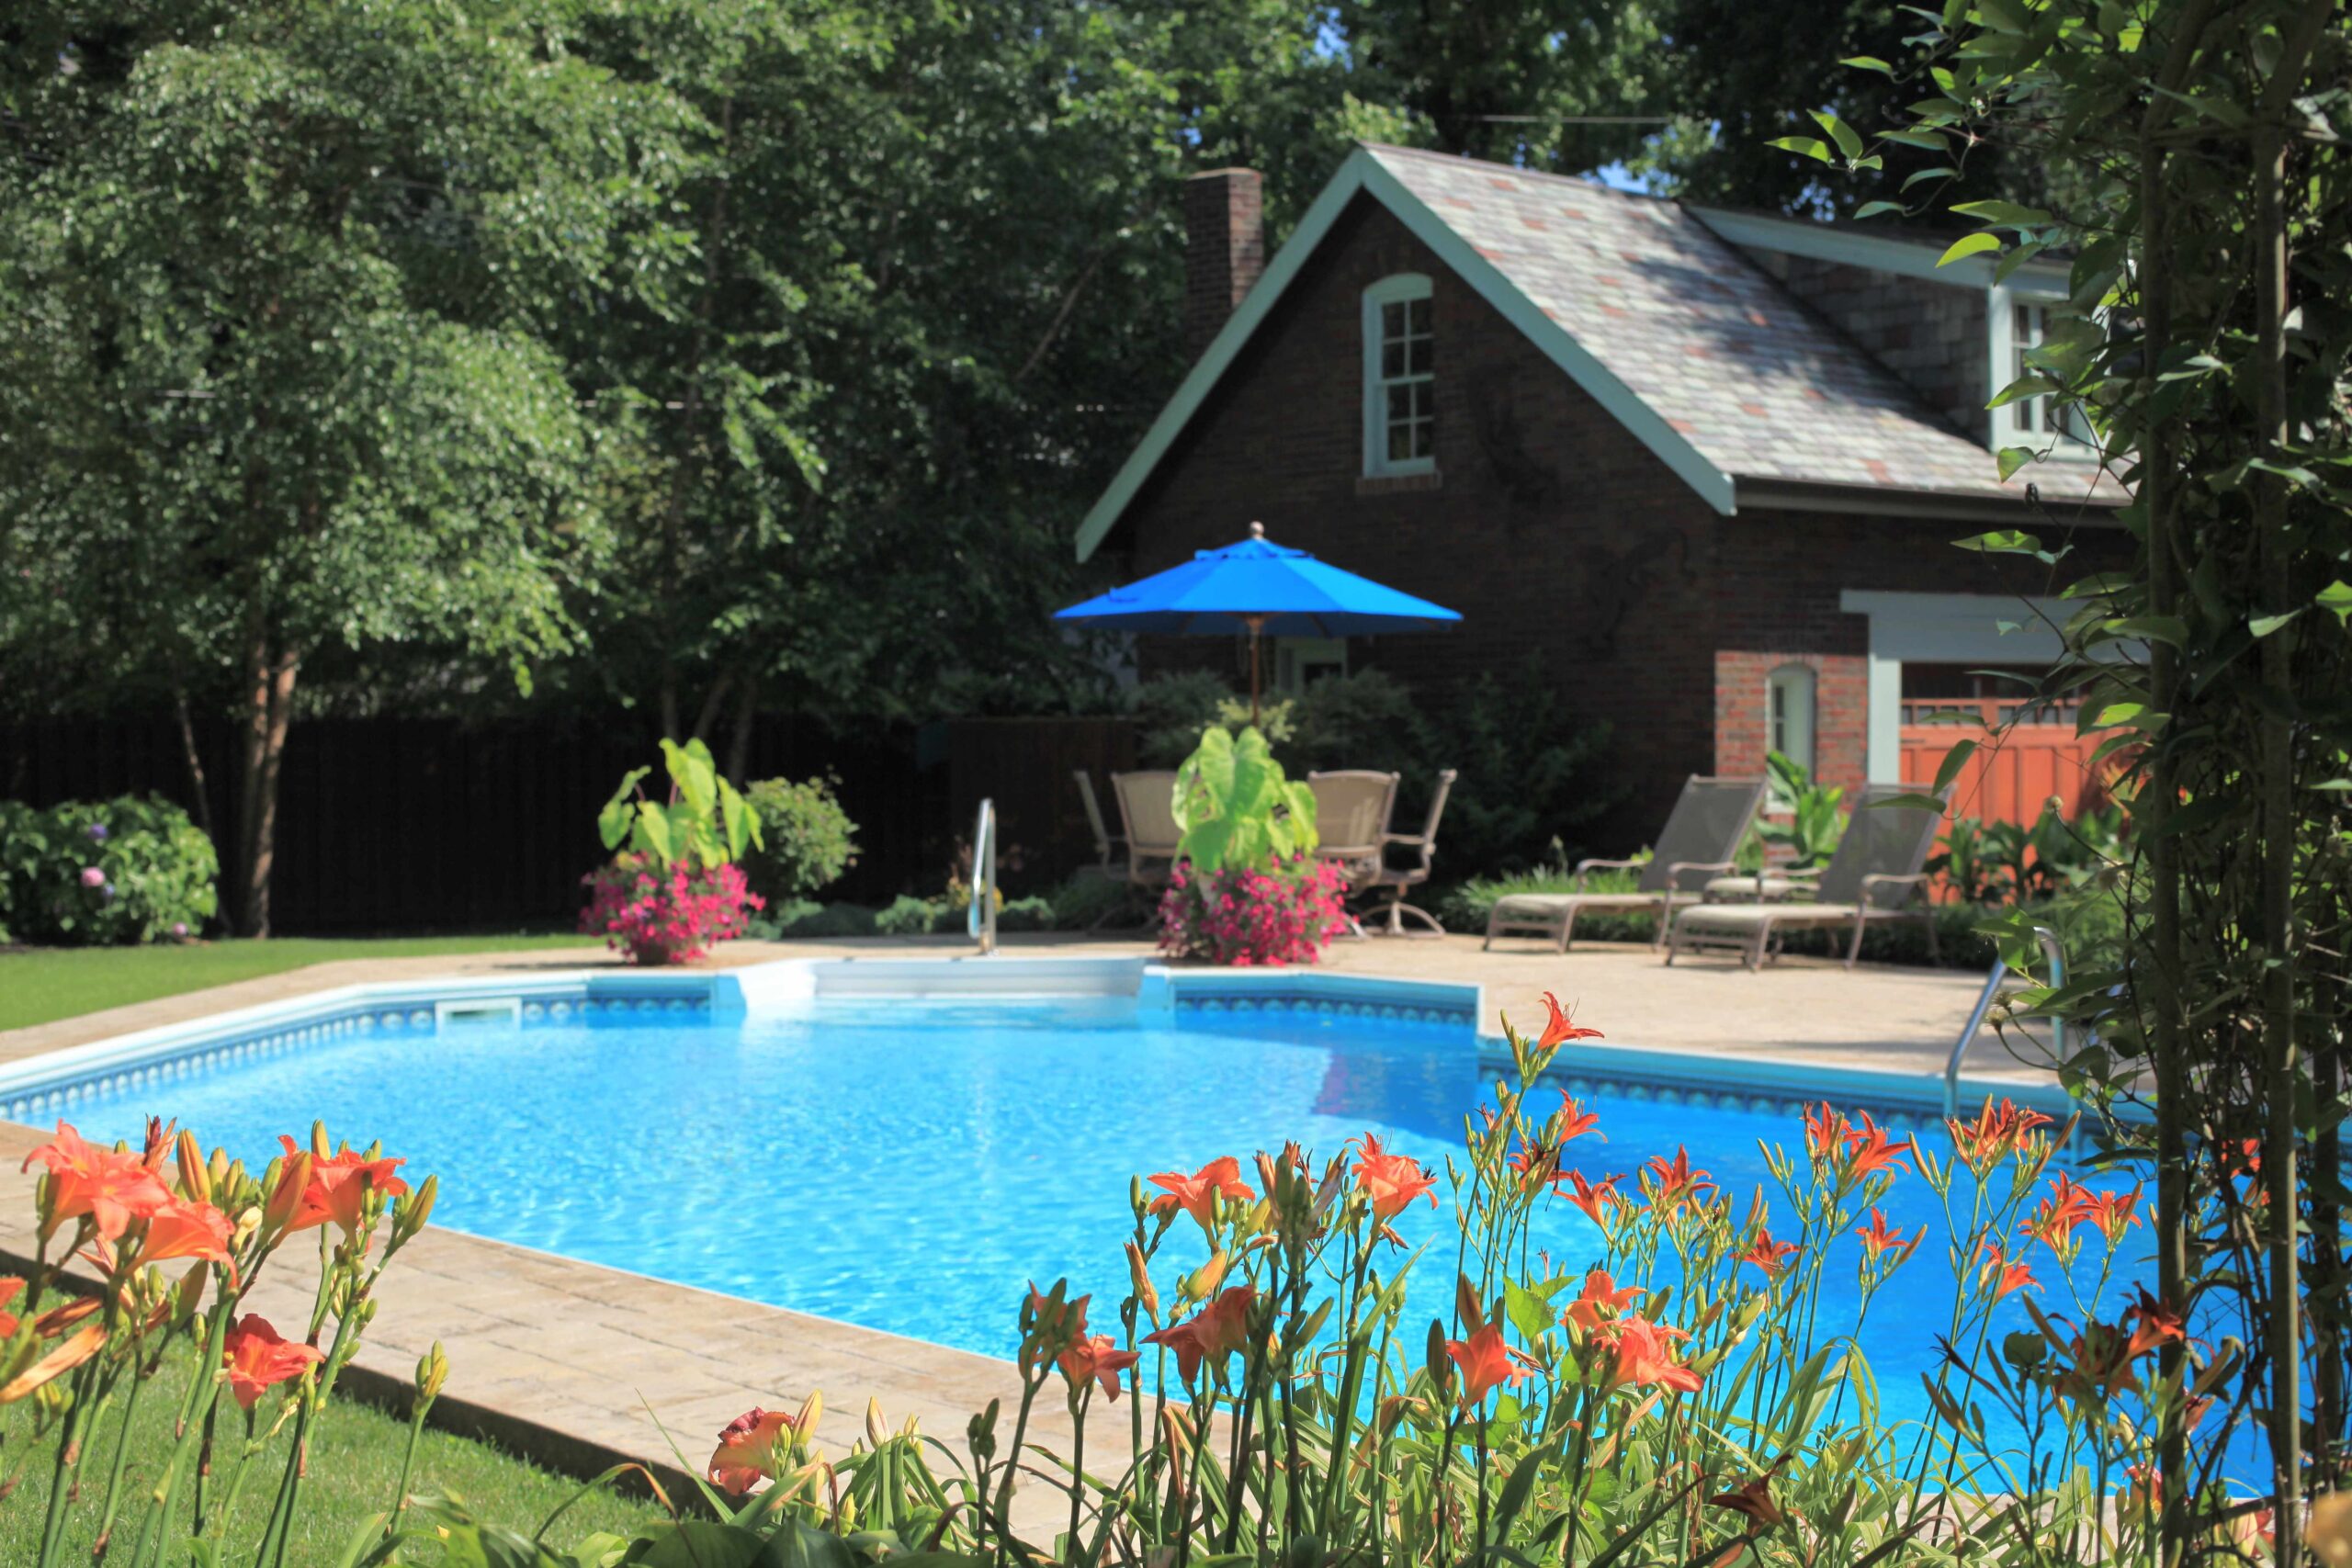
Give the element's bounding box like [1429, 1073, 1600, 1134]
[2, 1347, 673, 1565]
[0, 934, 597, 1032]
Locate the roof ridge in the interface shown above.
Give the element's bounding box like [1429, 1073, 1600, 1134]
[1357, 141, 1674, 208]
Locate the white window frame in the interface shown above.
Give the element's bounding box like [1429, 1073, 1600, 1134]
[1986, 287, 2094, 455]
[1274, 637, 1349, 694]
[1767, 663, 1817, 781]
[1362, 273, 1435, 478]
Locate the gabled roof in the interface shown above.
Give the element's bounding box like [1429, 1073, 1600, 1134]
[1076, 144, 2111, 563]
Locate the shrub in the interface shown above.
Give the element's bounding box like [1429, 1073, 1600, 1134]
[1414, 666, 1617, 874]
[1285, 667, 1435, 781]
[0, 795, 219, 946]
[579, 853, 761, 964]
[996, 895, 1056, 931]
[747, 900, 882, 939]
[1441, 863, 1649, 939]
[740, 775, 859, 903]
[1157, 857, 1348, 965]
[874, 893, 947, 936]
[1756, 750, 1847, 868]
[1133, 671, 1295, 766]
[1045, 872, 1136, 931]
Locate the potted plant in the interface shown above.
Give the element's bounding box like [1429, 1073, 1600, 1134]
[1157, 726, 1346, 965]
[580, 739, 764, 964]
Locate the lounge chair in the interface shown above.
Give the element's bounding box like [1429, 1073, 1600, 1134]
[1307, 771, 1401, 939]
[1071, 770, 1126, 880]
[1109, 770, 1182, 897]
[1665, 784, 1951, 970]
[1364, 768, 1456, 936]
[1484, 774, 1767, 953]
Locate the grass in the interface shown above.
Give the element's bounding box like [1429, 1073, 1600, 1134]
[0, 934, 595, 1033]
[1, 1345, 673, 1565]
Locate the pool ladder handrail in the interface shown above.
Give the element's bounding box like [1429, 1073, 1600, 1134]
[1943, 925, 2064, 1119]
[969, 797, 998, 955]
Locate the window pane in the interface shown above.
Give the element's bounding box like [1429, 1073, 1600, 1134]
[1382, 301, 1406, 341]
[1381, 341, 1405, 378]
[1387, 423, 1413, 462]
[1409, 419, 1432, 458]
[1387, 384, 1414, 423]
[1407, 297, 1430, 336]
[1406, 335, 1431, 376]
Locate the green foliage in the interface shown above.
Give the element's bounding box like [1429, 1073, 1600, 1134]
[1932, 801, 2128, 906]
[1170, 727, 1318, 874]
[1441, 863, 1649, 939]
[1041, 873, 1136, 933]
[1432, 670, 1619, 873]
[740, 777, 860, 904]
[873, 895, 948, 937]
[1755, 751, 1847, 869]
[0, 796, 218, 946]
[597, 739, 762, 874]
[1283, 668, 1437, 781]
[995, 896, 1057, 933]
[1133, 672, 1293, 767]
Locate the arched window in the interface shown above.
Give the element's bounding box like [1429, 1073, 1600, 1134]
[1767, 663, 1816, 776]
[1362, 274, 1434, 477]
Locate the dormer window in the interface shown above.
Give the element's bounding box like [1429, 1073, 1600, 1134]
[2004, 301, 2093, 447]
[1362, 274, 1434, 477]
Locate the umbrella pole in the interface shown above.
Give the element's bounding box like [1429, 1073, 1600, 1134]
[1245, 615, 1265, 728]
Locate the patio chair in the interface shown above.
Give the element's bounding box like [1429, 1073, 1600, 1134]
[1364, 768, 1456, 936]
[1665, 784, 1951, 970]
[1109, 770, 1182, 897]
[1307, 771, 1401, 939]
[1071, 770, 1125, 879]
[1484, 774, 1767, 953]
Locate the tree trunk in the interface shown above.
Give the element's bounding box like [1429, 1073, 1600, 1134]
[727, 671, 761, 783]
[173, 690, 217, 844]
[234, 637, 299, 940]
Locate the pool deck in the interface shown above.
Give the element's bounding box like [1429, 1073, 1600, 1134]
[0, 934, 2058, 1523]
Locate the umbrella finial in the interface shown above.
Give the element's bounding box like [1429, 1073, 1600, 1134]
[1249, 519, 1264, 538]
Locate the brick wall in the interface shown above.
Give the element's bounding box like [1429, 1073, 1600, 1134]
[1184, 169, 1266, 359]
[1737, 249, 1989, 444]
[1106, 193, 2132, 852]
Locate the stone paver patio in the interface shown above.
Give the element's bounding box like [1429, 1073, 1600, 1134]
[0, 933, 2057, 1518]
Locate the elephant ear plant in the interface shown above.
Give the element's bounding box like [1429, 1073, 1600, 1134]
[582, 739, 766, 964]
[1159, 726, 1345, 964]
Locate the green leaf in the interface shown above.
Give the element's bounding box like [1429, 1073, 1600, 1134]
[2103, 615, 2188, 647]
[1810, 108, 1865, 160]
[2318, 581, 2352, 624]
[2250, 607, 2305, 638]
[633, 802, 676, 866]
[1867, 792, 1951, 813]
[1880, 129, 1950, 151]
[1852, 200, 1905, 220]
[1840, 54, 1895, 73]
[1951, 198, 2052, 227]
[1996, 446, 2037, 481]
[1768, 136, 1833, 163]
[1935, 232, 2002, 267]
[1931, 739, 1978, 795]
[1902, 165, 1961, 190]
[1953, 529, 2041, 555]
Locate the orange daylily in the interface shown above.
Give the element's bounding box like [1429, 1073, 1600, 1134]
[2052, 1318, 2143, 1404]
[1853, 1207, 1924, 1267]
[1508, 1137, 1560, 1190]
[1979, 1242, 2036, 1302]
[2084, 1187, 2142, 1248]
[1803, 1103, 1852, 1164]
[1561, 1170, 1623, 1229]
[1352, 1135, 1437, 1224]
[2022, 1174, 2094, 1258]
[0, 1276, 21, 1337]
[1142, 1286, 1255, 1382]
[220, 1315, 325, 1410]
[1554, 1094, 1600, 1145]
[1708, 1474, 1790, 1529]
[1840, 1112, 1915, 1179]
[1563, 1269, 1642, 1333]
[1644, 1147, 1714, 1214]
[1444, 1321, 1539, 1410]
[1058, 1333, 1143, 1403]
[1945, 1098, 2052, 1174]
[1536, 992, 1603, 1050]
[1145, 1157, 1255, 1239]
[130, 1196, 234, 1270]
[1603, 1314, 1702, 1394]
[272, 1136, 409, 1237]
[708, 1406, 797, 1494]
[22, 1122, 172, 1241]
[2125, 1287, 2186, 1359]
[1738, 1228, 1800, 1280]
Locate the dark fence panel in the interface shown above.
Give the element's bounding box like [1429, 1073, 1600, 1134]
[947, 717, 1137, 892]
[0, 712, 955, 932]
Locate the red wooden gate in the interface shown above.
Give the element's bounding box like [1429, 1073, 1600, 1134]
[1897, 696, 2120, 827]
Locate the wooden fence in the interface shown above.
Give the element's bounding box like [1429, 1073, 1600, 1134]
[945, 717, 1139, 890]
[1896, 696, 2120, 826]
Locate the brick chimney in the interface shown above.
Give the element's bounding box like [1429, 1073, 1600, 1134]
[1183, 168, 1265, 359]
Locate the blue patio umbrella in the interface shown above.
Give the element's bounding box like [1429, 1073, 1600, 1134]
[1055, 522, 1461, 723]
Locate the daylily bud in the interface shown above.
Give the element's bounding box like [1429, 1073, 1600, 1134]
[416, 1342, 449, 1402]
[1124, 1240, 1161, 1327]
[1425, 1318, 1452, 1401]
[1128, 1175, 1145, 1217]
[393, 1175, 438, 1245]
[865, 1398, 888, 1450]
[1181, 1252, 1228, 1303]
[263, 1152, 312, 1237]
[1377, 1393, 1424, 1437]
[792, 1390, 822, 1448]
[175, 1131, 210, 1204]
[173, 1261, 208, 1325]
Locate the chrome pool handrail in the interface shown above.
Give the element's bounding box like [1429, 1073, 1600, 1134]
[969, 797, 998, 955]
[1943, 925, 2063, 1120]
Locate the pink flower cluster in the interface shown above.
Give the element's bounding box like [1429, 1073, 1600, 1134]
[1157, 857, 1349, 966]
[579, 852, 763, 965]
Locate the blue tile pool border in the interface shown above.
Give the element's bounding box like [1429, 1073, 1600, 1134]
[0, 955, 2073, 1134]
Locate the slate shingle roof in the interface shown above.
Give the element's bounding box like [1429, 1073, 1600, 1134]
[1367, 144, 2109, 504]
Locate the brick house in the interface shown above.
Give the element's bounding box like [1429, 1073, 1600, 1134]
[1075, 143, 2126, 837]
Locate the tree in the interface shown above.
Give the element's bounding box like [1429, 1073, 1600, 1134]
[1793, 0, 2348, 1551]
[0, 0, 682, 933]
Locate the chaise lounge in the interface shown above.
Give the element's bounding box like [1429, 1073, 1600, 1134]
[1484, 774, 1767, 953]
[1664, 784, 1951, 970]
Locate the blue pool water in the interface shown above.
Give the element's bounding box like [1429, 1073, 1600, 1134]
[61, 997, 2204, 1469]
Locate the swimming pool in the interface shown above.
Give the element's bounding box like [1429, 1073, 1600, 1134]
[23, 966, 2178, 1469]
